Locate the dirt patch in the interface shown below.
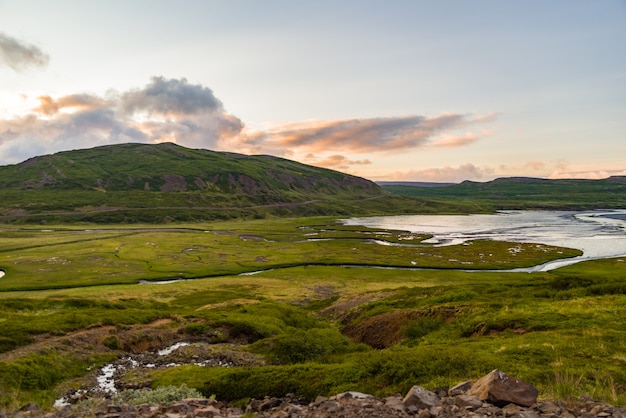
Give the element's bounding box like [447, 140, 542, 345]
[341, 310, 419, 349]
[0, 319, 178, 362]
[341, 306, 467, 349]
[319, 292, 394, 323]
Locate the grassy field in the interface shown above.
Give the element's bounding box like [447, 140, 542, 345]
[0, 217, 625, 410]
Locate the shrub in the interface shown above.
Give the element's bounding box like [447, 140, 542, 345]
[183, 323, 209, 335]
[258, 328, 357, 364]
[112, 384, 205, 405]
[102, 335, 121, 350]
[403, 317, 444, 340]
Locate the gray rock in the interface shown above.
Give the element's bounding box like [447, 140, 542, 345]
[468, 369, 538, 407]
[403, 385, 441, 410]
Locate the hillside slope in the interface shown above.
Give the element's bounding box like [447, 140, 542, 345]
[0, 142, 380, 196]
[0, 143, 447, 222]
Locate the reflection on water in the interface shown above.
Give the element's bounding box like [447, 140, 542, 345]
[343, 210, 626, 271]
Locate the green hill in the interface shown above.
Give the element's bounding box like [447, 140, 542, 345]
[0, 143, 452, 223]
[381, 176, 626, 210]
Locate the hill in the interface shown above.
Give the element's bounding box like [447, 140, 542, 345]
[381, 176, 626, 210]
[0, 143, 455, 223]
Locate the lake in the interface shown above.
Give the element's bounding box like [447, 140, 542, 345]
[343, 209, 626, 271]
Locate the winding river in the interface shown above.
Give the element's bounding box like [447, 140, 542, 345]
[343, 209, 626, 272]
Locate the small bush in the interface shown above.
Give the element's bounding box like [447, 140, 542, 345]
[112, 384, 205, 405]
[403, 317, 444, 340]
[102, 335, 121, 350]
[258, 328, 357, 364]
[183, 323, 209, 335]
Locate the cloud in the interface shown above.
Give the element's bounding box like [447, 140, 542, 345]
[306, 154, 372, 170]
[388, 163, 493, 183]
[548, 168, 626, 180]
[35, 94, 109, 115]
[121, 76, 224, 116]
[431, 132, 479, 148]
[0, 77, 243, 163]
[232, 113, 493, 156]
[0, 32, 49, 71]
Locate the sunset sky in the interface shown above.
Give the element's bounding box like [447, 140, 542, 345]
[0, 1, 624, 182]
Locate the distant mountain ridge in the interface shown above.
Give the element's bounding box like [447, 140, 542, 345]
[382, 175, 626, 210]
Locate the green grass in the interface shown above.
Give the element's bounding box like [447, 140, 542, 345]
[0, 217, 624, 410]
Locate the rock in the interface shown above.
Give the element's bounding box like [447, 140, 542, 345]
[514, 412, 540, 418]
[403, 385, 441, 410]
[448, 380, 473, 396]
[468, 369, 538, 407]
[195, 405, 222, 417]
[19, 403, 40, 412]
[454, 394, 483, 410]
[336, 391, 373, 400]
[384, 396, 407, 413]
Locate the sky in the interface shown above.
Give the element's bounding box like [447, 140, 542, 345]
[0, 1, 625, 183]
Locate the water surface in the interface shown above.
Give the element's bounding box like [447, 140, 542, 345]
[343, 210, 626, 271]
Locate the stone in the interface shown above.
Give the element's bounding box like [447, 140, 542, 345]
[449, 380, 473, 396]
[536, 401, 561, 415]
[384, 396, 407, 413]
[417, 409, 431, 418]
[19, 403, 40, 412]
[502, 403, 522, 414]
[194, 405, 221, 417]
[515, 412, 540, 418]
[336, 391, 373, 400]
[403, 385, 441, 410]
[454, 394, 483, 410]
[468, 369, 538, 407]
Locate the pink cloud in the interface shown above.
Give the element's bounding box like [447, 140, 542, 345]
[308, 154, 372, 170]
[231, 113, 495, 156]
[388, 163, 493, 183]
[431, 132, 479, 148]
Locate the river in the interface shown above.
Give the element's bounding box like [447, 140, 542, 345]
[343, 209, 626, 272]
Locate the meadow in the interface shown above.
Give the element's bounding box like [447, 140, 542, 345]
[0, 217, 625, 411]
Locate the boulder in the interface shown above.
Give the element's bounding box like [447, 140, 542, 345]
[403, 385, 441, 410]
[468, 369, 538, 407]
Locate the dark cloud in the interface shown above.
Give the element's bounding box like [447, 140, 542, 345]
[0, 77, 243, 163]
[0, 32, 49, 71]
[121, 76, 224, 116]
